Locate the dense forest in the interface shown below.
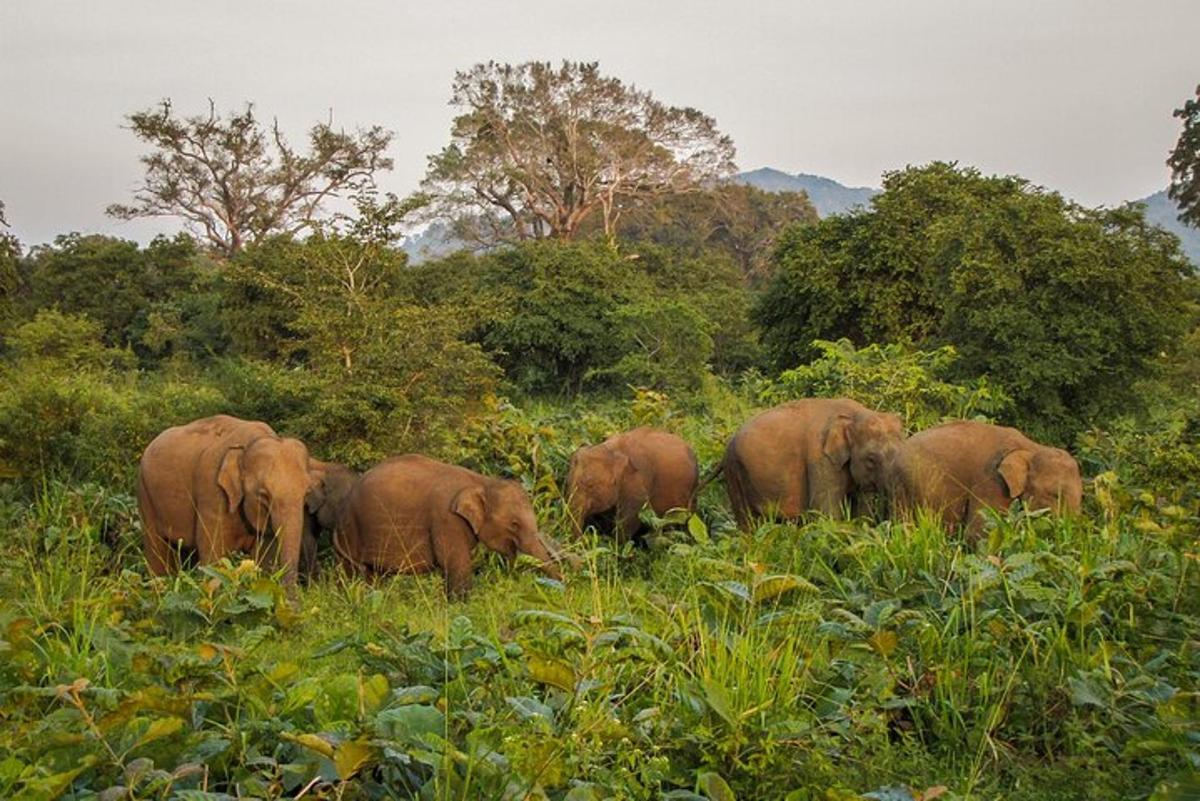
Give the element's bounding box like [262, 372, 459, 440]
[1, 64, 1199, 800]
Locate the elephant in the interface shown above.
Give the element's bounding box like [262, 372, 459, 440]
[299, 460, 359, 578]
[334, 454, 564, 598]
[889, 420, 1083, 539]
[137, 415, 320, 585]
[565, 427, 699, 543]
[720, 398, 905, 526]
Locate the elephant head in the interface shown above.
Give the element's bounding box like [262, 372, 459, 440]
[305, 460, 358, 531]
[216, 435, 313, 584]
[996, 446, 1083, 514]
[565, 446, 628, 536]
[451, 478, 563, 582]
[823, 409, 906, 492]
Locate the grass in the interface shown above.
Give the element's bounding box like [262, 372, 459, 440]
[0, 417, 1198, 799]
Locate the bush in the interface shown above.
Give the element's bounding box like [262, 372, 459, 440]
[759, 338, 1012, 429]
[0, 312, 225, 484]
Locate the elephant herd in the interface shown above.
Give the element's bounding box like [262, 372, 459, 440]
[137, 401, 1083, 598]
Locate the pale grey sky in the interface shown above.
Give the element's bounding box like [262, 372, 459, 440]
[1, 0, 1197, 246]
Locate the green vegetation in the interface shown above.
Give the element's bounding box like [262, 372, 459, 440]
[2, 66, 1199, 799]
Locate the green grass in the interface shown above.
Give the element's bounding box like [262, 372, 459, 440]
[1, 423, 1198, 799]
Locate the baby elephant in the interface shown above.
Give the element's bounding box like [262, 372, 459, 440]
[891, 420, 1083, 539]
[566, 427, 698, 543]
[335, 455, 563, 598]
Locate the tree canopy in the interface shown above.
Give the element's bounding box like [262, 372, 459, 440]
[108, 100, 394, 258]
[1168, 83, 1200, 229]
[423, 61, 736, 245]
[756, 162, 1198, 440]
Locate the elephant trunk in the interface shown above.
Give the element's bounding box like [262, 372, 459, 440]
[567, 492, 588, 539]
[272, 503, 306, 586]
[520, 530, 563, 582]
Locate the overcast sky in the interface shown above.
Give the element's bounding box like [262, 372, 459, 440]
[2, 0, 1197, 247]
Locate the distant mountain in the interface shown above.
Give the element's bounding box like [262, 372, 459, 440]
[1133, 190, 1200, 268]
[734, 167, 879, 217]
[400, 221, 468, 264]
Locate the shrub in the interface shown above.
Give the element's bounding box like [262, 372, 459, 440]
[759, 338, 1012, 429]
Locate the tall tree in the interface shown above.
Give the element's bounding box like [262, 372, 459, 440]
[610, 183, 818, 281]
[423, 61, 736, 245]
[1168, 83, 1200, 228]
[108, 100, 393, 258]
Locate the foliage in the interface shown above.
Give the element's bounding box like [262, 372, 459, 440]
[1, 395, 1198, 799]
[1167, 82, 1200, 228]
[0, 311, 224, 482]
[418, 240, 757, 394]
[21, 233, 210, 359]
[757, 162, 1198, 441]
[423, 61, 736, 244]
[611, 182, 819, 281]
[217, 196, 499, 464]
[594, 299, 715, 391]
[108, 99, 394, 257]
[759, 339, 1013, 430]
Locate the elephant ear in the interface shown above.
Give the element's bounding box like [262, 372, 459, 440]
[451, 484, 488, 535]
[997, 449, 1033, 499]
[822, 415, 854, 468]
[217, 447, 245, 513]
[305, 460, 329, 514]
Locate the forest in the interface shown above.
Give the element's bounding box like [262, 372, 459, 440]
[1, 62, 1199, 800]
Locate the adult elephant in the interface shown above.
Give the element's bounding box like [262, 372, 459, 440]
[335, 455, 564, 598]
[137, 415, 319, 585]
[889, 420, 1083, 539]
[566, 427, 698, 543]
[720, 398, 905, 526]
[299, 460, 359, 578]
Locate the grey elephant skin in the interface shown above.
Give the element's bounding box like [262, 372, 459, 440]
[721, 398, 904, 526]
[890, 420, 1083, 539]
[566, 427, 699, 543]
[334, 454, 562, 598]
[137, 415, 321, 585]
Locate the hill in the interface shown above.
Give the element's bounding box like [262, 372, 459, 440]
[734, 167, 879, 217]
[1133, 190, 1200, 267]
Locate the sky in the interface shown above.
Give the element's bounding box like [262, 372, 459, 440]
[1, 0, 1198, 247]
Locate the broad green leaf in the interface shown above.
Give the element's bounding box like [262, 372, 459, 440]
[697, 770, 736, 800]
[752, 574, 818, 603]
[506, 695, 555, 723]
[133, 716, 185, 749]
[527, 653, 576, 691]
[333, 739, 375, 780]
[374, 704, 446, 743]
[282, 732, 335, 759]
[702, 678, 737, 728]
[360, 673, 390, 715]
[393, 685, 440, 706]
[687, 515, 710, 544]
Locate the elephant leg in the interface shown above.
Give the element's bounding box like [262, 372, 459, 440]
[195, 509, 231, 565]
[434, 524, 474, 600]
[614, 500, 644, 545]
[142, 527, 178, 576]
[807, 457, 852, 519]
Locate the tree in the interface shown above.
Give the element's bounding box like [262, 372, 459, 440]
[224, 194, 499, 461]
[609, 182, 817, 281]
[757, 162, 1198, 440]
[1168, 83, 1200, 228]
[423, 61, 736, 245]
[24, 233, 205, 358]
[0, 201, 21, 333]
[109, 100, 393, 258]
